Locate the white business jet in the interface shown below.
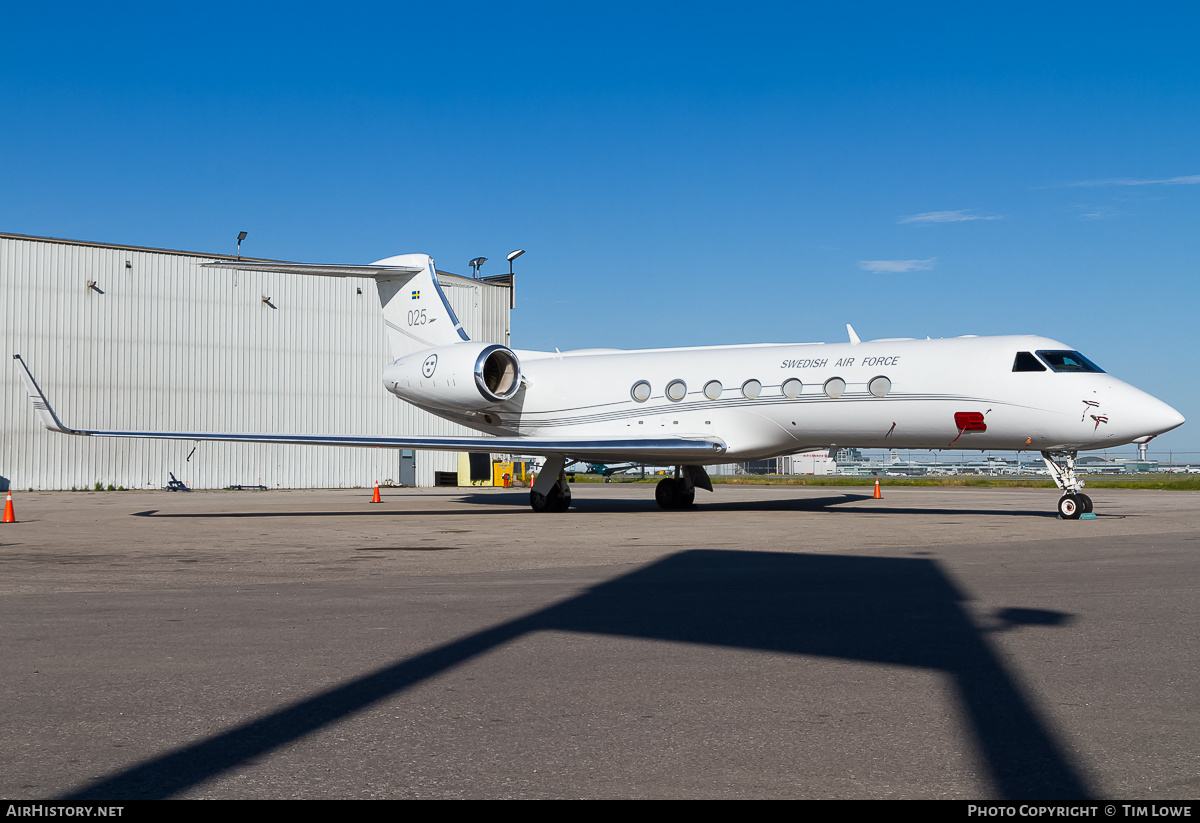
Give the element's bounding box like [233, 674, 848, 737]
[15, 253, 1184, 518]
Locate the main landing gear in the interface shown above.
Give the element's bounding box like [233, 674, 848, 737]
[529, 455, 571, 513]
[655, 465, 713, 510]
[1042, 450, 1093, 520]
[527, 459, 714, 512]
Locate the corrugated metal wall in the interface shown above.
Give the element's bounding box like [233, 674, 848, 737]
[0, 234, 511, 490]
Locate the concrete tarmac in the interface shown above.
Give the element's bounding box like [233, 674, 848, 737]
[1, 484, 1196, 799]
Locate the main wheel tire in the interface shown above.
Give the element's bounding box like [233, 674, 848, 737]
[550, 487, 571, 512]
[1078, 493, 1093, 514]
[530, 486, 571, 512]
[1058, 494, 1082, 519]
[655, 478, 678, 510]
[677, 487, 695, 508]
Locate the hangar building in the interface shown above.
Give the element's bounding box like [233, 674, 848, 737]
[0, 232, 513, 490]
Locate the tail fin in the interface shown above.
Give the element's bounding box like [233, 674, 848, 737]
[201, 253, 470, 360]
[369, 254, 471, 359]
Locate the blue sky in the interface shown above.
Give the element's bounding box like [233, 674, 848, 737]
[3, 3, 1198, 457]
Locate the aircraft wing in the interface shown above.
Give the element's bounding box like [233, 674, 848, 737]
[14, 356, 725, 464]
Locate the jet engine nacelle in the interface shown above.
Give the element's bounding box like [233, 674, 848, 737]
[383, 342, 522, 410]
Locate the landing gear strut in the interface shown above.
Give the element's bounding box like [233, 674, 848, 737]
[530, 455, 571, 513]
[1042, 450, 1093, 519]
[655, 465, 712, 510]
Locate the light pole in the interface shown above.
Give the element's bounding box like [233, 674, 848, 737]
[506, 249, 525, 310]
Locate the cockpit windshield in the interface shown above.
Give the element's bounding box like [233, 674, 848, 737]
[1036, 350, 1105, 373]
[1012, 351, 1046, 372]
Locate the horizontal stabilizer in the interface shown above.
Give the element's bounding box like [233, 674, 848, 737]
[203, 253, 470, 358]
[200, 261, 423, 278]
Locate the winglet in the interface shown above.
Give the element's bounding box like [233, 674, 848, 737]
[12, 355, 85, 435]
[846, 324, 861, 345]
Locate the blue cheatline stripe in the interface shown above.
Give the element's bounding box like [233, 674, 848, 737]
[510, 392, 1019, 429]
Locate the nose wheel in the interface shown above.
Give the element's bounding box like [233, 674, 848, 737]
[1057, 493, 1093, 520]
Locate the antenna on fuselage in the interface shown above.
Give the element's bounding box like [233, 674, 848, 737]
[846, 324, 861, 345]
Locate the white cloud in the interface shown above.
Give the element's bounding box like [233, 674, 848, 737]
[897, 210, 1002, 224]
[1071, 204, 1120, 221]
[858, 258, 936, 273]
[1065, 174, 1200, 187]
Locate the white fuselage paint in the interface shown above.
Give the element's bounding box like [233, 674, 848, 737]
[385, 334, 1185, 463]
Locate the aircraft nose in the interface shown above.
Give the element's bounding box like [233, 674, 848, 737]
[1138, 396, 1185, 437]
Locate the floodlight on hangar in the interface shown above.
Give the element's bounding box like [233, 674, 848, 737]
[506, 248, 525, 274]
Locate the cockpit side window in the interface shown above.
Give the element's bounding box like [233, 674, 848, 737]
[1036, 350, 1105, 373]
[1012, 351, 1046, 372]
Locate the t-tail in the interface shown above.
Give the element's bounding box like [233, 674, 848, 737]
[369, 254, 471, 359]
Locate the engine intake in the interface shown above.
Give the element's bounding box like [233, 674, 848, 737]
[384, 342, 523, 410]
[475, 345, 521, 402]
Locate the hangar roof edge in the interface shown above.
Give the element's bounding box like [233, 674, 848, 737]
[0, 231, 502, 287]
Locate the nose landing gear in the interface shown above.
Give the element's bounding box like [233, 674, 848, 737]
[1042, 451, 1093, 519]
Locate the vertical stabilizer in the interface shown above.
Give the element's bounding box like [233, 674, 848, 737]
[369, 254, 471, 360]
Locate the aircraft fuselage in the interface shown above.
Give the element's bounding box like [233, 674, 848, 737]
[386, 334, 1183, 462]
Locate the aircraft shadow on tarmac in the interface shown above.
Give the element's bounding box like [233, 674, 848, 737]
[62, 550, 1089, 800]
[460, 490, 1063, 517]
[131, 491, 1060, 518]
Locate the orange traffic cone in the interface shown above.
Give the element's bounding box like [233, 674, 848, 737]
[3, 491, 15, 523]
[873, 478, 882, 499]
[371, 481, 382, 503]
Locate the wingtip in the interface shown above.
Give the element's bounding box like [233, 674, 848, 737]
[13, 355, 79, 435]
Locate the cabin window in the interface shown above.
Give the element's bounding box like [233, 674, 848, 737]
[1036, 350, 1105, 373]
[868, 376, 891, 397]
[741, 379, 762, 399]
[824, 377, 846, 398]
[666, 379, 687, 401]
[1012, 352, 1047, 372]
[631, 380, 651, 402]
[703, 380, 723, 400]
[782, 378, 803, 398]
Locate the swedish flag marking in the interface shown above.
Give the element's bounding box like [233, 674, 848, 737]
[411, 290, 420, 300]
